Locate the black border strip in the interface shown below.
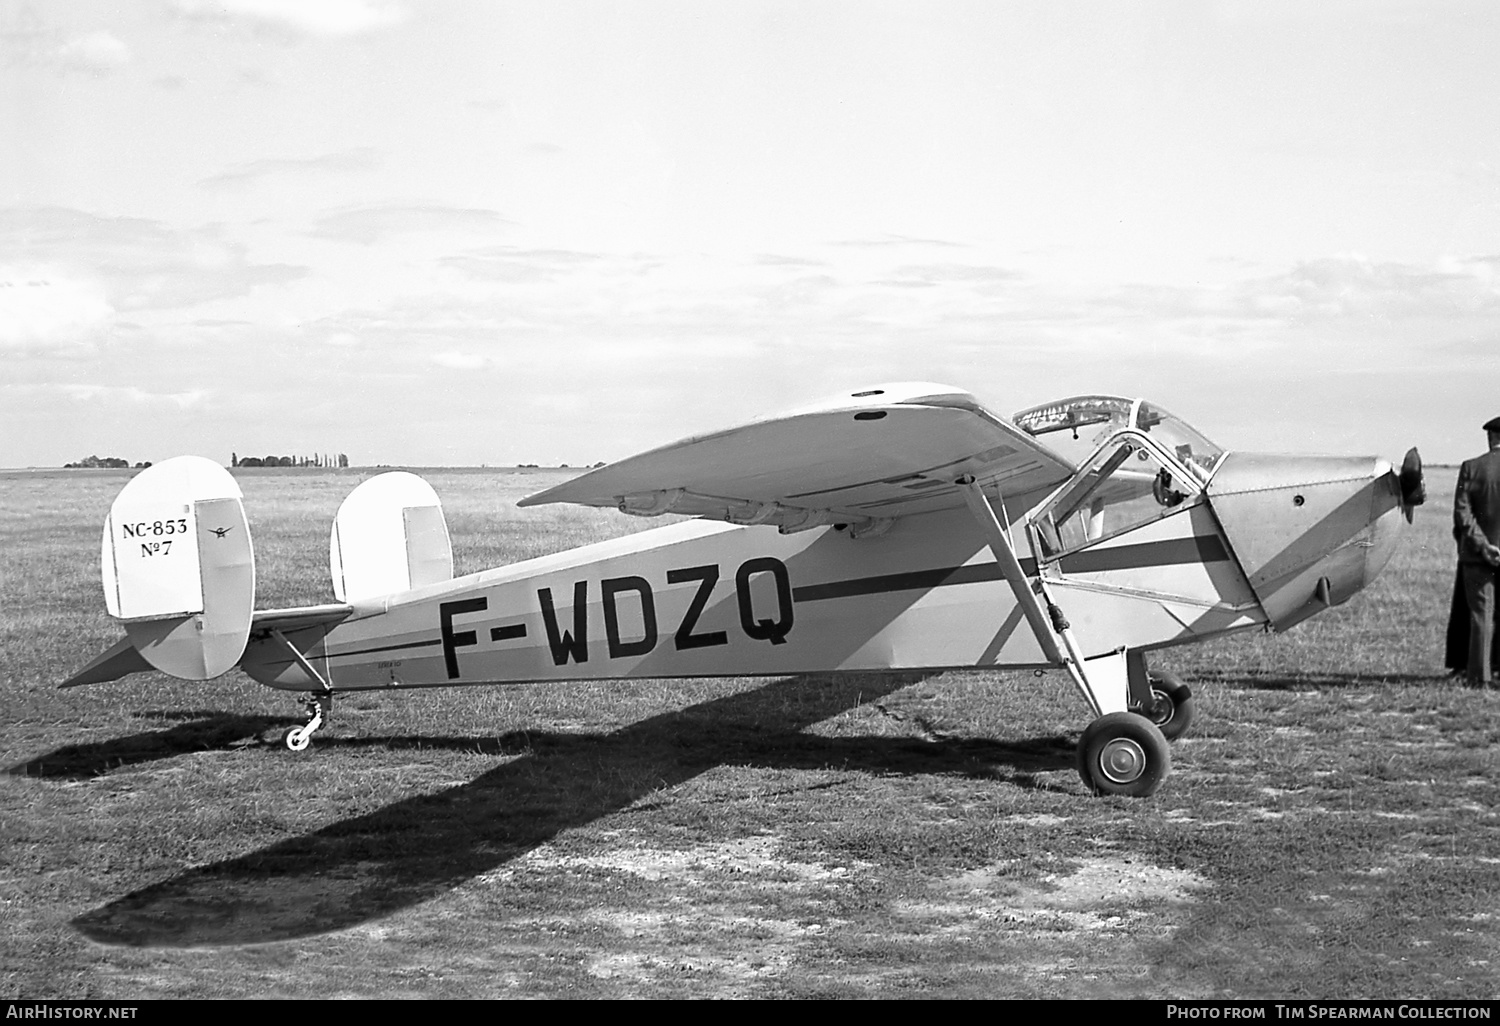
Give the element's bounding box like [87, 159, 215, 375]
[793, 534, 1229, 603]
[324, 638, 443, 660]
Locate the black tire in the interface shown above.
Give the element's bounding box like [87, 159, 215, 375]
[1076, 712, 1171, 797]
[1144, 670, 1195, 742]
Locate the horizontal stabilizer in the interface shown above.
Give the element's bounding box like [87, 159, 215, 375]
[101, 456, 255, 680]
[60, 636, 152, 688]
[252, 603, 355, 633]
[61, 604, 356, 689]
[330, 472, 453, 602]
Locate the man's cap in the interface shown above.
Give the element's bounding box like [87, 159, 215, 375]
[1486, 416, 1500, 433]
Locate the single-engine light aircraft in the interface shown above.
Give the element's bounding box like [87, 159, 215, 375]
[65, 383, 1426, 796]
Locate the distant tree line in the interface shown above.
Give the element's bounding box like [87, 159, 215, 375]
[232, 452, 349, 468]
[64, 455, 151, 469]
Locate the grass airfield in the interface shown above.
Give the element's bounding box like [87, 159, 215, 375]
[2, 465, 1497, 999]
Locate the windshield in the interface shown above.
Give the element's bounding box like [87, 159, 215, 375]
[1133, 401, 1222, 479]
[1032, 431, 1203, 559]
[1012, 395, 1223, 482]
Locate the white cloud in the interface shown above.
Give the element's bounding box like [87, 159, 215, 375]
[312, 205, 511, 245]
[54, 31, 131, 74]
[173, 0, 407, 38]
[429, 351, 490, 370]
[9, 233, 1488, 466]
[0, 274, 113, 347]
[199, 148, 379, 188]
[0, 207, 308, 319]
[1238, 254, 1500, 324]
[2, 24, 132, 77]
[2, 383, 210, 409]
[56, 384, 209, 408]
[440, 246, 604, 284]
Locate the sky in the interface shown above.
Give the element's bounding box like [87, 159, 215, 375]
[2, 0, 1497, 469]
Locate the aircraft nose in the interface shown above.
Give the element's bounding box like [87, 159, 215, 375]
[1207, 452, 1407, 630]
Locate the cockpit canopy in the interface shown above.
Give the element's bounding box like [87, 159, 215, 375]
[1011, 396, 1227, 560]
[1011, 395, 1223, 481]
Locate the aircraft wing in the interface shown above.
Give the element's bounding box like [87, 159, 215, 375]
[519, 382, 1076, 534]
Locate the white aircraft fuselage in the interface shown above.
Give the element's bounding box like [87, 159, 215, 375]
[240, 451, 1406, 695]
[71, 385, 1420, 795]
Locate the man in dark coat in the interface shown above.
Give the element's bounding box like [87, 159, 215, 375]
[1452, 416, 1500, 686]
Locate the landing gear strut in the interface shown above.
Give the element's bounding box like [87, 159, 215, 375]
[954, 476, 1182, 797]
[280, 693, 330, 752]
[1141, 670, 1195, 742]
[266, 628, 334, 753]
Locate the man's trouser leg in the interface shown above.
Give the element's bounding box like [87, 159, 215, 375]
[1445, 565, 1469, 673]
[1461, 562, 1498, 685]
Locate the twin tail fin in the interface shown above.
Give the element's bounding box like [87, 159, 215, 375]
[64, 460, 453, 687]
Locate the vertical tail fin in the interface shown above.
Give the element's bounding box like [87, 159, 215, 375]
[101, 456, 255, 679]
[329, 472, 453, 602]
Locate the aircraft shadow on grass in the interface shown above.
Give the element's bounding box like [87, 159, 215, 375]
[70, 672, 1076, 948]
[1234, 670, 1457, 691]
[6, 711, 295, 780]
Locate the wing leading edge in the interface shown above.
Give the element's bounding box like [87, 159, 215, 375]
[520, 383, 1076, 534]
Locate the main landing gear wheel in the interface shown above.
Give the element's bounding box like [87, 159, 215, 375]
[1076, 712, 1171, 797]
[1143, 670, 1195, 742]
[280, 726, 312, 752]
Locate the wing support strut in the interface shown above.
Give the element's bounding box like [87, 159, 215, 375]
[957, 476, 1109, 717]
[268, 629, 333, 694]
[957, 477, 1061, 663]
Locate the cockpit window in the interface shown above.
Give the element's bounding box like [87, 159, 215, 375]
[1013, 395, 1223, 483]
[1032, 432, 1203, 560]
[1133, 401, 1222, 481]
[1012, 395, 1134, 468]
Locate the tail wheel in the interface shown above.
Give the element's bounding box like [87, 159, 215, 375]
[1076, 712, 1171, 797]
[278, 695, 327, 753]
[1144, 670, 1195, 742]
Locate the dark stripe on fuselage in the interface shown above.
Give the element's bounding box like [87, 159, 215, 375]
[324, 638, 443, 660]
[792, 533, 1229, 603]
[1060, 533, 1228, 575]
[792, 562, 1001, 602]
